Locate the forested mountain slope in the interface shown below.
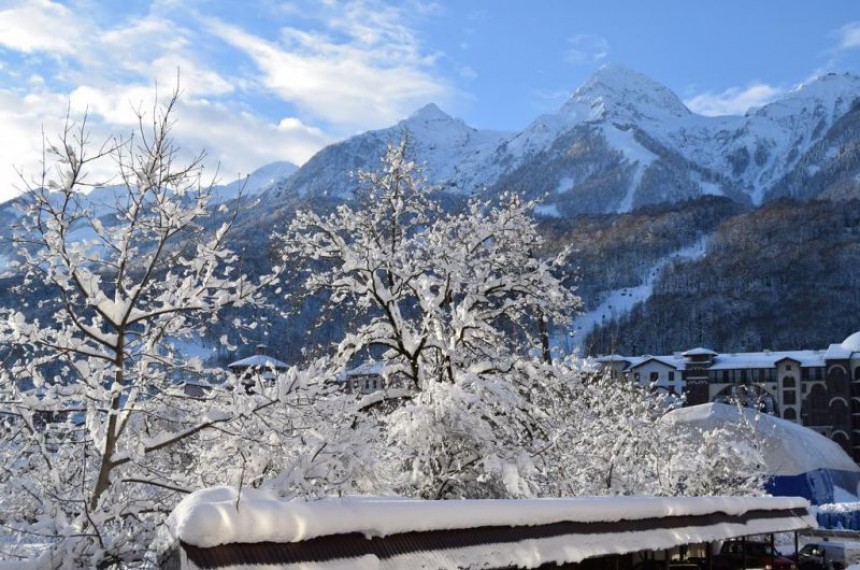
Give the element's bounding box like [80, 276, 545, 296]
[586, 199, 860, 355]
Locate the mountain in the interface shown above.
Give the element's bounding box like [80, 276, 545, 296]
[4, 66, 860, 360]
[268, 103, 509, 202]
[215, 161, 299, 202]
[261, 65, 860, 218]
[0, 162, 298, 274]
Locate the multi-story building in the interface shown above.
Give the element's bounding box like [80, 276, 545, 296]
[596, 331, 860, 461]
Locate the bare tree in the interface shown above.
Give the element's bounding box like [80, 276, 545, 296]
[0, 88, 309, 568]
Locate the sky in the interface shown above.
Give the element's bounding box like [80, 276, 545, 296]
[1, 0, 859, 203]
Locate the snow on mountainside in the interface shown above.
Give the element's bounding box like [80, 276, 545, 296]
[486, 67, 860, 215]
[0, 164, 297, 272]
[268, 103, 510, 202]
[245, 65, 860, 215]
[214, 161, 298, 202]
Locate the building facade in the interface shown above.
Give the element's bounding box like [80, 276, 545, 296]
[597, 331, 860, 461]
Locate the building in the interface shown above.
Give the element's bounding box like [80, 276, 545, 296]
[336, 360, 410, 396]
[227, 344, 289, 392]
[596, 331, 860, 461]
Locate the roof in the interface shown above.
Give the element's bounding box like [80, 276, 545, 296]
[682, 347, 718, 357]
[842, 331, 860, 352]
[614, 349, 830, 373]
[628, 356, 678, 371]
[663, 403, 860, 476]
[343, 360, 385, 377]
[227, 354, 289, 370]
[826, 342, 853, 360]
[594, 354, 629, 363]
[165, 489, 814, 569]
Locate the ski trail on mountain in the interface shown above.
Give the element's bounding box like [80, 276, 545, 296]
[565, 235, 711, 354]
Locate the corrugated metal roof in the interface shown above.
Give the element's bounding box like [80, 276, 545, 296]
[172, 505, 812, 569]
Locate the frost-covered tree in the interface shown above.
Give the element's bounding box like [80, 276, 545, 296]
[0, 91, 314, 568]
[278, 137, 767, 502]
[279, 137, 584, 499]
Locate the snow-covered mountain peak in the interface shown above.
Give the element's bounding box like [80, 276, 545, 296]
[564, 64, 690, 122]
[406, 103, 455, 123]
[752, 72, 860, 124]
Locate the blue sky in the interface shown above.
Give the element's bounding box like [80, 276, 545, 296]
[1, 0, 859, 202]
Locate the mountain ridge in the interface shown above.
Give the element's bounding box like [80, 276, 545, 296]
[262, 66, 860, 216]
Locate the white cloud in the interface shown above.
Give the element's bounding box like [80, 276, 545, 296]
[204, 6, 452, 131]
[835, 22, 860, 51]
[685, 83, 785, 117]
[0, 1, 455, 202]
[0, 83, 330, 203]
[174, 100, 331, 180]
[565, 34, 609, 65]
[0, 0, 83, 55]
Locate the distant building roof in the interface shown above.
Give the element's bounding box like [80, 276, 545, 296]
[842, 331, 860, 352]
[628, 356, 678, 370]
[681, 347, 718, 357]
[614, 349, 832, 373]
[595, 354, 629, 363]
[227, 354, 289, 371]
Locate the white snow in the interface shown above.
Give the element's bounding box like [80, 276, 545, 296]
[568, 237, 709, 352]
[168, 486, 813, 549]
[831, 487, 860, 504]
[215, 161, 298, 203]
[534, 204, 561, 218]
[227, 354, 289, 370]
[664, 403, 860, 478]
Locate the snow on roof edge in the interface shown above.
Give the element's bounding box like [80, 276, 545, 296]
[168, 487, 812, 549]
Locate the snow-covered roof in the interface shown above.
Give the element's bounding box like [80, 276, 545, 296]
[616, 349, 830, 373]
[594, 354, 629, 363]
[682, 347, 718, 357]
[842, 331, 860, 352]
[165, 488, 813, 569]
[707, 350, 825, 370]
[663, 403, 860, 477]
[628, 356, 679, 370]
[334, 361, 388, 383]
[227, 354, 289, 370]
[343, 360, 385, 377]
[827, 342, 854, 360]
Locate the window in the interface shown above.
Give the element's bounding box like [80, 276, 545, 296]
[722, 370, 730, 383]
[783, 376, 796, 388]
[783, 408, 797, 421]
[668, 371, 675, 382]
[650, 371, 659, 382]
[786, 364, 793, 371]
[783, 390, 796, 405]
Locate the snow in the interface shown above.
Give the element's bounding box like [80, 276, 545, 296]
[227, 354, 289, 370]
[614, 348, 832, 373]
[835, 487, 860, 503]
[841, 331, 860, 352]
[826, 342, 855, 360]
[568, 237, 709, 352]
[215, 161, 298, 202]
[168, 486, 812, 549]
[664, 403, 860, 478]
[534, 204, 561, 218]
